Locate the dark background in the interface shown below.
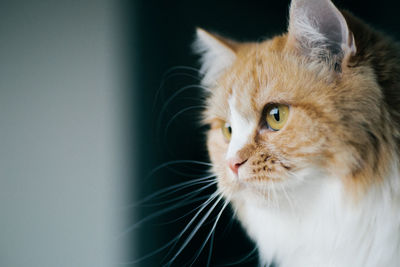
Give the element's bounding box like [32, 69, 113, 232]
[130, 0, 400, 266]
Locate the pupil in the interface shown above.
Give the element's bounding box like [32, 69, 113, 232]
[224, 123, 232, 134]
[272, 108, 280, 121]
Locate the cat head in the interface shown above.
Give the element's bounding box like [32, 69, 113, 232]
[194, 0, 397, 203]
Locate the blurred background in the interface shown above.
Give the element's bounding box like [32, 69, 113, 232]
[0, 0, 399, 266]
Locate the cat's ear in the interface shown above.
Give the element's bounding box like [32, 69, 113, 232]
[287, 0, 356, 70]
[193, 28, 237, 87]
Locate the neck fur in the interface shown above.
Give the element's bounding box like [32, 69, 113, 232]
[233, 162, 400, 267]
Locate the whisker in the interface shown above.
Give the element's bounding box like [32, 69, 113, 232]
[129, 174, 216, 207]
[145, 160, 213, 181]
[188, 200, 230, 267]
[152, 65, 200, 113]
[160, 165, 212, 179]
[165, 194, 224, 265]
[140, 180, 217, 207]
[221, 209, 236, 237]
[153, 73, 200, 113]
[161, 192, 220, 261]
[163, 65, 200, 75]
[155, 195, 213, 226]
[156, 84, 207, 134]
[216, 245, 259, 266]
[118, 192, 217, 237]
[119, 236, 178, 265]
[271, 181, 280, 210]
[207, 226, 216, 267]
[164, 105, 206, 137]
[280, 183, 296, 217]
[121, 193, 219, 265]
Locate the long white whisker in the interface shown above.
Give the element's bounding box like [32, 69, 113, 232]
[161, 165, 211, 178]
[141, 180, 217, 207]
[188, 200, 230, 267]
[166, 194, 224, 265]
[152, 65, 200, 113]
[163, 105, 206, 138]
[218, 208, 235, 238]
[161, 192, 220, 261]
[120, 193, 219, 265]
[163, 65, 200, 75]
[118, 192, 217, 237]
[155, 195, 214, 225]
[217, 245, 259, 266]
[145, 160, 213, 180]
[156, 84, 207, 133]
[130, 174, 216, 207]
[280, 183, 296, 217]
[270, 181, 279, 210]
[119, 237, 178, 265]
[207, 226, 216, 267]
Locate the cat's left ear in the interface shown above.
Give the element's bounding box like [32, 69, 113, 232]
[287, 0, 356, 70]
[193, 28, 238, 87]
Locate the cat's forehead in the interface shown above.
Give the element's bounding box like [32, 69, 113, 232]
[207, 37, 335, 122]
[221, 44, 274, 116]
[226, 45, 311, 110]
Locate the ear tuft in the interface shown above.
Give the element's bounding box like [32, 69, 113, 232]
[193, 28, 237, 87]
[287, 0, 356, 70]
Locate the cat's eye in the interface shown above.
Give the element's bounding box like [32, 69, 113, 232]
[221, 122, 232, 142]
[265, 104, 290, 131]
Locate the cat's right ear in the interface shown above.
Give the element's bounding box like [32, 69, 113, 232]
[193, 28, 237, 87]
[287, 0, 356, 71]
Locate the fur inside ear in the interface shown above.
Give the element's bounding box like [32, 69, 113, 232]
[193, 28, 237, 87]
[287, 0, 356, 70]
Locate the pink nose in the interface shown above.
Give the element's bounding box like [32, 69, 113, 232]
[228, 157, 247, 175]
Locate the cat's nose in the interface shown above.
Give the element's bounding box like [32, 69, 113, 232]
[228, 157, 247, 175]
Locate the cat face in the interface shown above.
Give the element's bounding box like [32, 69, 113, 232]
[205, 40, 353, 200]
[196, 0, 395, 202]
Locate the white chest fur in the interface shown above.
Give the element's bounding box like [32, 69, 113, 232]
[234, 175, 400, 267]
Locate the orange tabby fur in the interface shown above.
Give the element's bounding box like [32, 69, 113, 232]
[195, 1, 400, 265]
[203, 11, 399, 201]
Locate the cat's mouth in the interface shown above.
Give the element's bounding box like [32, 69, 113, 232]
[234, 157, 292, 183]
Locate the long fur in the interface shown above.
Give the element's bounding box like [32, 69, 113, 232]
[195, 0, 400, 266]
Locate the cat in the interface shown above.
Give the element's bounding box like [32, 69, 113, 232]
[194, 0, 400, 266]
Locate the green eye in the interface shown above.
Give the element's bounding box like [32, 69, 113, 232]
[265, 104, 290, 131]
[221, 122, 232, 142]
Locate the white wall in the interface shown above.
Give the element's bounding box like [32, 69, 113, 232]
[0, 1, 131, 266]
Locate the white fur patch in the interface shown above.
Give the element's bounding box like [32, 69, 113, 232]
[226, 97, 255, 159]
[236, 163, 400, 267]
